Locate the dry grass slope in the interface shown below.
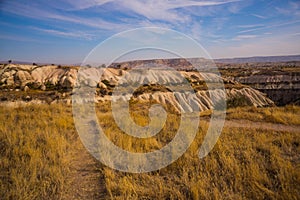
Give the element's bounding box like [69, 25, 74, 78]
[0, 104, 76, 199]
[226, 105, 300, 125]
[97, 102, 300, 199]
[0, 103, 299, 199]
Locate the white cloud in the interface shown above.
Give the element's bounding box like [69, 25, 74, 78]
[289, 32, 300, 37]
[1, 1, 132, 33]
[31, 27, 95, 40]
[118, 0, 240, 23]
[275, 1, 300, 17]
[233, 34, 257, 40]
[208, 33, 300, 58]
[238, 20, 300, 34]
[0, 0, 241, 42]
[238, 24, 264, 28]
[251, 14, 267, 19]
[0, 35, 43, 43]
[189, 22, 203, 41]
[61, 0, 113, 10]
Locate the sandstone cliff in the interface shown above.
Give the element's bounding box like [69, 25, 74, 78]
[0, 64, 274, 111]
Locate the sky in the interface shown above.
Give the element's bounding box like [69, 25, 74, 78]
[0, 0, 300, 64]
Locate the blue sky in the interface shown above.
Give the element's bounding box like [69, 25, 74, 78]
[0, 0, 300, 64]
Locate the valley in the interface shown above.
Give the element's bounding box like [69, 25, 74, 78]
[0, 58, 299, 199]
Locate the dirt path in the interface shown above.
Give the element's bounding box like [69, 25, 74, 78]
[63, 141, 107, 200]
[61, 119, 299, 199]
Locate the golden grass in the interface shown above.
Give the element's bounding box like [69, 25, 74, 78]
[97, 102, 300, 199]
[0, 104, 77, 200]
[0, 102, 299, 199]
[226, 105, 300, 125]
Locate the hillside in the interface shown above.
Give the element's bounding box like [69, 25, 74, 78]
[215, 55, 300, 63]
[2, 58, 299, 106]
[1, 102, 299, 199]
[0, 61, 299, 199]
[0, 63, 274, 110]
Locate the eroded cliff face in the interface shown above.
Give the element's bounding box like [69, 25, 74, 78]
[230, 72, 300, 105]
[0, 64, 274, 111]
[109, 88, 273, 113]
[0, 64, 78, 89]
[114, 60, 300, 106]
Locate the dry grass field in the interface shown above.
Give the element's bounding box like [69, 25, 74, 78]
[0, 103, 299, 199]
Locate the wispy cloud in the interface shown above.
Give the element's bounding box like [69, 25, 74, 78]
[120, 0, 240, 22]
[289, 32, 300, 37]
[1, 1, 130, 32]
[2, 0, 240, 26]
[238, 24, 264, 29]
[51, 0, 114, 10]
[1, 0, 300, 62]
[251, 14, 267, 19]
[238, 20, 300, 34]
[233, 34, 257, 40]
[0, 35, 43, 43]
[0, 0, 241, 42]
[276, 1, 300, 17]
[31, 27, 95, 40]
[209, 33, 300, 58]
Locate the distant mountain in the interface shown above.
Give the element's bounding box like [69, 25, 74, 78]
[2, 55, 300, 66]
[0, 60, 65, 65]
[0, 60, 34, 65]
[215, 55, 300, 63]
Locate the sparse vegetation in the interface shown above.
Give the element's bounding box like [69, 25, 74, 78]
[226, 95, 253, 108]
[97, 102, 300, 199]
[0, 103, 299, 199]
[0, 104, 77, 199]
[227, 105, 300, 125]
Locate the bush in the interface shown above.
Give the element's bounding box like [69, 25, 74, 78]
[227, 95, 252, 108]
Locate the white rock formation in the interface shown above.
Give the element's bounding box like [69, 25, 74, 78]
[0, 64, 275, 109]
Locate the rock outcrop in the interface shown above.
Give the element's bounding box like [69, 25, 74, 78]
[110, 87, 273, 113]
[0, 64, 274, 110]
[0, 64, 77, 89]
[231, 72, 300, 105]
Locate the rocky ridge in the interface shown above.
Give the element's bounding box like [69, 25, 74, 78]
[0, 64, 274, 111]
[217, 63, 300, 105]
